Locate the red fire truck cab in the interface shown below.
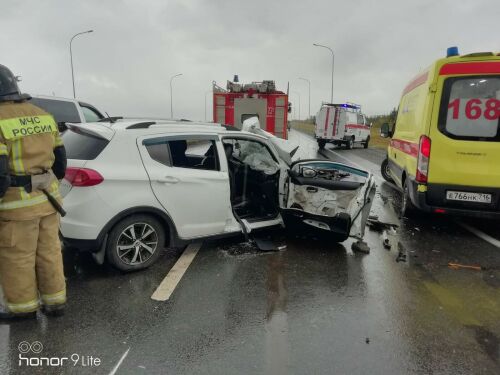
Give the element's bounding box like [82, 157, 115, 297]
[213, 78, 289, 139]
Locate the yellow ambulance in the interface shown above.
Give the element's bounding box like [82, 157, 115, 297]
[380, 47, 500, 218]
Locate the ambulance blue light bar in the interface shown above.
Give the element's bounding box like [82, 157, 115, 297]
[447, 46, 459, 57]
[341, 103, 360, 109]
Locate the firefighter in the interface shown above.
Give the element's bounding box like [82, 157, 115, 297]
[0, 64, 67, 320]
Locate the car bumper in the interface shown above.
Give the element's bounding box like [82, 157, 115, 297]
[60, 186, 114, 241]
[408, 179, 500, 219]
[62, 236, 102, 252]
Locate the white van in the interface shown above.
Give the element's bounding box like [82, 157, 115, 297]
[315, 103, 370, 149]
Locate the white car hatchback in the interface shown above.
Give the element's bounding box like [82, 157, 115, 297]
[60, 119, 375, 271]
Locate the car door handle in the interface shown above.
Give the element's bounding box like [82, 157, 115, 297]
[306, 186, 318, 193]
[157, 176, 180, 184]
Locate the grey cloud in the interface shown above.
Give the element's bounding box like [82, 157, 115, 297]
[1, 0, 499, 119]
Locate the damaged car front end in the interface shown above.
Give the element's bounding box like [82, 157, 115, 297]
[241, 117, 377, 243]
[284, 160, 376, 242]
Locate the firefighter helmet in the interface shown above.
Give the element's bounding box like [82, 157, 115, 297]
[0, 64, 30, 102]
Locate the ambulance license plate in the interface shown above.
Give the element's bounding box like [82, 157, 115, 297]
[446, 191, 492, 204]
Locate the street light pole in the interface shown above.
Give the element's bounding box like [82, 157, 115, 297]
[70, 30, 93, 98]
[298, 77, 311, 119]
[205, 90, 211, 121]
[313, 43, 334, 103]
[292, 91, 301, 120]
[170, 73, 183, 118]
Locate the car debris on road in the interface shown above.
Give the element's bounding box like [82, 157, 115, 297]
[382, 230, 391, 249]
[352, 240, 370, 254]
[448, 263, 482, 271]
[366, 215, 399, 232]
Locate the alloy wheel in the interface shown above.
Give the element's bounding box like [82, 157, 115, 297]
[116, 223, 159, 265]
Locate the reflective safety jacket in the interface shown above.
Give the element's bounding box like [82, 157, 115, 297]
[0, 101, 63, 221]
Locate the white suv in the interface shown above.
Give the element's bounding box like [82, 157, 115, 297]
[30, 95, 105, 131]
[60, 119, 375, 271]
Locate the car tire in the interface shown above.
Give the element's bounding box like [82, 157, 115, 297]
[401, 179, 417, 218]
[363, 136, 370, 149]
[106, 214, 165, 272]
[318, 140, 326, 149]
[346, 137, 354, 149]
[381, 158, 394, 183]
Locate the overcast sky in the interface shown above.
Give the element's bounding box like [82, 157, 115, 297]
[2, 0, 499, 120]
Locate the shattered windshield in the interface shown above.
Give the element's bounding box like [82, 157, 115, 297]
[228, 138, 279, 174]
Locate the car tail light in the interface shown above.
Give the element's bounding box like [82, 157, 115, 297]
[416, 135, 431, 183]
[64, 167, 104, 187]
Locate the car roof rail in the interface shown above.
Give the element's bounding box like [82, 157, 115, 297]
[98, 116, 123, 123]
[220, 124, 240, 131]
[126, 122, 156, 129]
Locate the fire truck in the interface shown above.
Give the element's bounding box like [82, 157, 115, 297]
[213, 77, 289, 139]
[315, 103, 370, 149]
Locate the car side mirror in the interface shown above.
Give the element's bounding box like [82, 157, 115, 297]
[57, 122, 68, 133]
[380, 123, 391, 138]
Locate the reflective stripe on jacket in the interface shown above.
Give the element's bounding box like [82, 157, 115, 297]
[0, 101, 63, 221]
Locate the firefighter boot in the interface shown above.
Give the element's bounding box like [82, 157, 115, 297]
[42, 303, 65, 317]
[0, 307, 37, 321]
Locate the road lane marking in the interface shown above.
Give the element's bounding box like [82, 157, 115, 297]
[108, 347, 130, 375]
[457, 221, 500, 249]
[151, 242, 202, 301]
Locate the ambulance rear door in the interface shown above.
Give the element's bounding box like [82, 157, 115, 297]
[338, 110, 353, 140]
[315, 107, 329, 138]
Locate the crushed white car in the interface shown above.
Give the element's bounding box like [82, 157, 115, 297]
[60, 117, 376, 271]
[242, 117, 376, 242]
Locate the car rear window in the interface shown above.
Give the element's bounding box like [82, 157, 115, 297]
[438, 76, 500, 141]
[62, 128, 109, 160]
[30, 98, 81, 123]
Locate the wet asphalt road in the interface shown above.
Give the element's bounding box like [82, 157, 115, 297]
[1, 129, 499, 374]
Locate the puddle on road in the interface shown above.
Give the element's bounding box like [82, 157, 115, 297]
[468, 326, 500, 364]
[264, 252, 289, 375]
[482, 271, 500, 288]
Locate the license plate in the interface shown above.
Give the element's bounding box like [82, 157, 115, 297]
[446, 191, 492, 204]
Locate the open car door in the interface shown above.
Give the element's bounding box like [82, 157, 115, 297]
[281, 160, 376, 241]
[241, 116, 376, 242]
